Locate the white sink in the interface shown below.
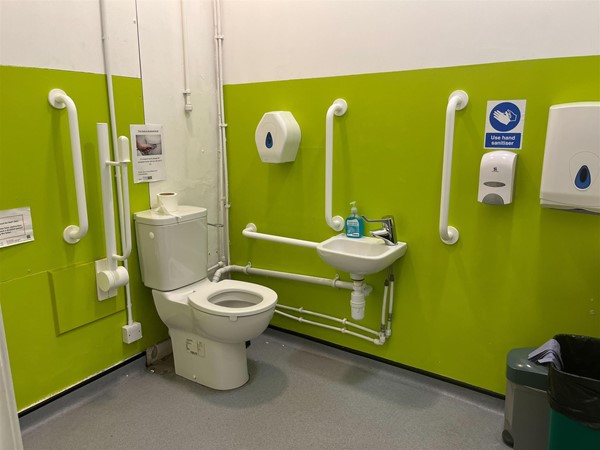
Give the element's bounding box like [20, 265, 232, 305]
[316, 234, 407, 278]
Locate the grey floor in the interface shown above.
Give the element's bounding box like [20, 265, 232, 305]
[20, 328, 507, 450]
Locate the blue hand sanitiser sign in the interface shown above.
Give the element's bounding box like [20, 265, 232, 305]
[484, 100, 526, 150]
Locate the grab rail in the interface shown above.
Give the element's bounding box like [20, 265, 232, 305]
[48, 89, 89, 244]
[325, 99, 348, 231]
[439, 90, 468, 245]
[95, 124, 130, 300]
[242, 223, 319, 249]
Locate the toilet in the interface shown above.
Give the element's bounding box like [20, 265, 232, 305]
[134, 205, 278, 390]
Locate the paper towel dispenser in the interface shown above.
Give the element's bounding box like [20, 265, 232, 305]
[478, 151, 518, 205]
[540, 102, 600, 214]
[255, 111, 301, 163]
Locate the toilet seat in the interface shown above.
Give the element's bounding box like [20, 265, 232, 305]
[188, 280, 277, 318]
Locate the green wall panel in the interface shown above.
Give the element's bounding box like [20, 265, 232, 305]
[224, 56, 600, 393]
[49, 262, 125, 334]
[0, 66, 168, 411]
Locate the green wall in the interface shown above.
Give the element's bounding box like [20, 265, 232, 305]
[0, 66, 167, 410]
[225, 56, 600, 394]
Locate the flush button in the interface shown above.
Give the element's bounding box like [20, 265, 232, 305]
[149, 232, 155, 239]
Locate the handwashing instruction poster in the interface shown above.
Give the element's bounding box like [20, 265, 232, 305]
[0, 207, 34, 248]
[484, 100, 526, 150]
[130, 124, 166, 183]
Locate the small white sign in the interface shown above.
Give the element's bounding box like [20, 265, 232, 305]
[0, 207, 34, 248]
[484, 100, 526, 150]
[130, 124, 166, 183]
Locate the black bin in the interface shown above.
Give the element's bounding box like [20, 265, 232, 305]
[547, 334, 600, 449]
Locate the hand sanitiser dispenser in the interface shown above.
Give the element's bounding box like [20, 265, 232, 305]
[255, 111, 301, 163]
[478, 151, 518, 205]
[540, 102, 600, 214]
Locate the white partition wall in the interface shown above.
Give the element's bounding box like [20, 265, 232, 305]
[0, 307, 23, 450]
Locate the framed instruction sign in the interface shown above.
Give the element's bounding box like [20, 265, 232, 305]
[130, 124, 166, 183]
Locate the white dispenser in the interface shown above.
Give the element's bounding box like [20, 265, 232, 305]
[255, 111, 301, 163]
[478, 151, 518, 205]
[540, 102, 600, 214]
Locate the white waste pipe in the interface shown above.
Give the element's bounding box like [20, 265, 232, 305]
[439, 90, 468, 245]
[242, 223, 319, 249]
[48, 89, 88, 244]
[213, 0, 231, 265]
[325, 99, 348, 231]
[212, 264, 357, 291]
[213, 264, 372, 321]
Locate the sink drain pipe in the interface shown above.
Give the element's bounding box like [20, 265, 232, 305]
[212, 264, 393, 345]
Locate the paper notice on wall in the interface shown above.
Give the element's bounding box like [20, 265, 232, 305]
[130, 124, 166, 183]
[0, 207, 34, 248]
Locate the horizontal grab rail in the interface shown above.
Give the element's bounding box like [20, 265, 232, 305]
[49, 89, 88, 244]
[439, 90, 468, 245]
[242, 224, 319, 249]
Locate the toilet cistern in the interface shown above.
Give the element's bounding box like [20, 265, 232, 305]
[361, 215, 397, 246]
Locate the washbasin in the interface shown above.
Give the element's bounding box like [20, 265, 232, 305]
[316, 234, 407, 278]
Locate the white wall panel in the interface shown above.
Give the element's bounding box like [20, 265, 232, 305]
[0, 0, 140, 77]
[137, 0, 221, 264]
[221, 0, 600, 84]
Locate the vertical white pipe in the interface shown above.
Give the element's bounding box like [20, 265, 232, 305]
[325, 99, 347, 232]
[180, 0, 192, 111]
[439, 90, 468, 245]
[99, 0, 133, 325]
[0, 306, 24, 450]
[97, 123, 118, 272]
[386, 279, 395, 337]
[213, 0, 231, 265]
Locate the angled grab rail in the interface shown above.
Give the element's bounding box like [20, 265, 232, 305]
[49, 89, 89, 244]
[325, 99, 348, 231]
[439, 90, 468, 245]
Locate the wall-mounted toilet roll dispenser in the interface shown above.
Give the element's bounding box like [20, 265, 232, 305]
[540, 102, 600, 214]
[255, 111, 301, 163]
[478, 151, 518, 205]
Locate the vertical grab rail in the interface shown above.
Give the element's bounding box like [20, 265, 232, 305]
[325, 99, 348, 231]
[48, 89, 89, 244]
[439, 90, 469, 245]
[96, 123, 130, 300]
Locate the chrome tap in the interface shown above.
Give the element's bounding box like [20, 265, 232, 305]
[361, 215, 397, 246]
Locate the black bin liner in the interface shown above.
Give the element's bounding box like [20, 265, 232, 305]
[547, 334, 600, 430]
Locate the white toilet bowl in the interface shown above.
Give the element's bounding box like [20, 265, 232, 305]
[134, 206, 278, 390]
[152, 279, 277, 390]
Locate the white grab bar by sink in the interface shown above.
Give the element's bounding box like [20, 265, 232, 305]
[49, 89, 88, 244]
[439, 90, 469, 245]
[243, 223, 319, 249]
[325, 99, 348, 231]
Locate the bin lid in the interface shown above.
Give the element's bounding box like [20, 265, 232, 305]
[506, 347, 548, 390]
